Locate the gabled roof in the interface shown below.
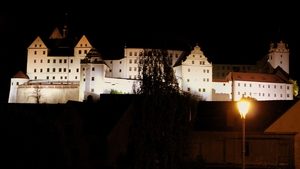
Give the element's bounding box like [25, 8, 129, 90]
[81, 48, 107, 65]
[13, 71, 29, 79]
[194, 100, 296, 132]
[225, 72, 286, 83]
[266, 100, 300, 133]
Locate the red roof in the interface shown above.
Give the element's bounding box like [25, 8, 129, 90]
[13, 71, 29, 79]
[226, 72, 286, 83]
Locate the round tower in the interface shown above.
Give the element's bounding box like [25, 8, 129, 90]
[8, 71, 30, 103]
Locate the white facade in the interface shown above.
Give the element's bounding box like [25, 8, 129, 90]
[8, 27, 294, 103]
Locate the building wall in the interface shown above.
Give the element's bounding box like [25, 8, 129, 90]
[232, 80, 293, 101]
[213, 64, 257, 79]
[16, 84, 79, 103]
[8, 78, 30, 103]
[187, 132, 294, 168]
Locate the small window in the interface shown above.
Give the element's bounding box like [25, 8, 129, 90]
[64, 59, 67, 63]
[91, 77, 94, 81]
[34, 69, 36, 72]
[91, 88, 94, 92]
[46, 76, 49, 79]
[119, 69, 122, 72]
[40, 69, 43, 73]
[70, 59, 73, 63]
[64, 68, 66, 72]
[187, 87, 190, 91]
[34, 51, 37, 55]
[35, 76, 37, 80]
[84, 50, 87, 54]
[53, 68, 55, 72]
[53, 76, 55, 80]
[59, 68, 62, 72]
[77, 68, 79, 72]
[92, 67, 95, 71]
[59, 59, 62, 63]
[43, 51, 46, 55]
[48, 59, 50, 63]
[79, 50, 82, 54]
[34, 59, 36, 63]
[47, 68, 50, 72]
[40, 59, 43, 63]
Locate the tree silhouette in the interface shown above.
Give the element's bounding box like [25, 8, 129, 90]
[127, 49, 197, 169]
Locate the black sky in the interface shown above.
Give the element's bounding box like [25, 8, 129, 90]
[1, 3, 300, 101]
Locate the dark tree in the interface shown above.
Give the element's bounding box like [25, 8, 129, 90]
[32, 85, 41, 104]
[127, 49, 197, 169]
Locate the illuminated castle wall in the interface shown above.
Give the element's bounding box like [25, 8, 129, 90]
[8, 27, 293, 103]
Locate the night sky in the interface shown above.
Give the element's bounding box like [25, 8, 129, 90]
[1, 3, 300, 102]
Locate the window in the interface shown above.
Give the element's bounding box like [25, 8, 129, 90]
[79, 50, 82, 54]
[129, 59, 132, 63]
[34, 51, 37, 55]
[77, 68, 79, 72]
[48, 59, 50, 63]
[43, 51, 46, 55]
[53, 68, 55, 72]
[47, 68, 50, 72]
[35, 76, 37, 79]
[84, 50, 87, 54]
[129, 52, 132, 56]
[92, 67, 95, 71]
[46, 76, 49, 79]
[192, 61, 194, 64]
[16, 82, 19, 85]
[187, 79, 190, 82]
[60, 76, 63, 79]
[53, 59, 56, 63]
[40, 59, 43, 63]
[199, 88, 201, 92]
[64, 59, 67, 63]
[134, 59, 137, 64]
[188, 68, 190, 72]
[91, 89, 94, 92]
[203, 88, 206, 92]
[59, 59, 62, 63]
[91, 77, 94, 81]
[134, 67, 137, 71]
[187, 87, 190, 91]
[120, 61, 122, 64]
[53, 76, 55, 80]
[40, 69, 43, 72]
[134, 52, 137, 56]
[75, 76, 77, 79]
[34, 59, 36, 63]
[287, 86, 290, 90]
[59, 68, 62, 72]
[119, 69, 122, 72]
[34, 69, 36, 72]
[69, 69, 71, 73]
[70, 59, 73, 63]
[64, 68, 66, 72]
[129, 67, 132, 71]
[287, 94, 290, 97]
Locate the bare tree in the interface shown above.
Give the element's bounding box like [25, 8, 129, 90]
[32, 85, 41, 104]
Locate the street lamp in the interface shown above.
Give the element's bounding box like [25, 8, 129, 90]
[237, 98, 250, 169]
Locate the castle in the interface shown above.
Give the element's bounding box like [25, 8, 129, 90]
[8, 27, 293, 103]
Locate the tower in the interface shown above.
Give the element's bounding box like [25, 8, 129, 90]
[268, 41, 289, 74]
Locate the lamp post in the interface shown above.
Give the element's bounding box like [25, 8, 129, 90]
[237, 98, 250, 169]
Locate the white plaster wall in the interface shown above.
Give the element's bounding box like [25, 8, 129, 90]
[16, 85, 79, 103]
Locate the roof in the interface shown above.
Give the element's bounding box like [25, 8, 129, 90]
[13, 71, 29, 79]
[194, 100, 297, 132]
[226, 72, 287, 83]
